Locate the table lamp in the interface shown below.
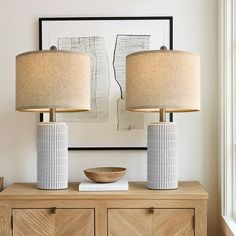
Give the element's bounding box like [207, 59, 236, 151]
[16, 50, 90, 190]
[126, 49, 200, 190]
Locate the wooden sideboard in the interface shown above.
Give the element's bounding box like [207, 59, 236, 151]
[0, 181, 208, 236]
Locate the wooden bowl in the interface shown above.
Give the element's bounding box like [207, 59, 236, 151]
[84, 167, 127, 183]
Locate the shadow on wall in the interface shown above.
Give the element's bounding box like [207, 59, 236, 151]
[0, 102, 37, 185]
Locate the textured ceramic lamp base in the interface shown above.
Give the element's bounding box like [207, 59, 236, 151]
[37, 122, 68, 190]
[147, 122, 177, 190]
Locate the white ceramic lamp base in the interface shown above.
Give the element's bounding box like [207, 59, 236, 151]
[147, 122, 177, 190]
[37, 122, 68, 190]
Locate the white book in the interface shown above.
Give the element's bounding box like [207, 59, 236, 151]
[79, 180, 129, 191]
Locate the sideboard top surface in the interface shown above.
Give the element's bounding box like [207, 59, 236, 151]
[0, 181, 208, 200]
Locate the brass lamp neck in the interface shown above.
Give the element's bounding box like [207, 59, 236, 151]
[49, 108, 56, 122]
[160, 108, 166, 122]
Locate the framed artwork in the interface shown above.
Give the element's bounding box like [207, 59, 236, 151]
[39, 16, 173, 150]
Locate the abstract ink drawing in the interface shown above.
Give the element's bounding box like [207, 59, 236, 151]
[113, 34, 150, 130]
[56, 36, 109, 122]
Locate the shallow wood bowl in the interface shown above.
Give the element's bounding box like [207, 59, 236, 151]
[84, 167, 127, 183]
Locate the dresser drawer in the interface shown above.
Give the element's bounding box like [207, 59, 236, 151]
[108, 208, 194, 236]
[13, 208, 94, 236]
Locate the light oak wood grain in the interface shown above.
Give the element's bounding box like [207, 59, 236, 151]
[195, 200, 207, 236]
[108, 209, 152, 236]
[13, 208, 94, 236]
[0, 181, 208, 200]
[55, 209, 94, 236]
[13, 209, 54, 236]
[153, 209, 194, 236]
[0, 182, 208, 236]
[108, 208, 194, 236]
[95, 201, 107, 236]
[0, 203, 11, 236]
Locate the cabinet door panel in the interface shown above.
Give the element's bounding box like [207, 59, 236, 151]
[153, 209, 194, 236]
[108, 208, 194, 236]
[55, 209, 94, 236]
[13, 209, 54, 236]
[13, 208, 94, 236]
[108, 209, 152, 236]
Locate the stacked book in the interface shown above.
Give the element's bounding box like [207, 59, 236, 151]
[79, 180, 129, 191]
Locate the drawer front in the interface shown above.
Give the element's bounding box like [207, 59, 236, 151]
[108, 208, 194, 236]
[153, 209, 194, 236]
[13, 208, 94, 236]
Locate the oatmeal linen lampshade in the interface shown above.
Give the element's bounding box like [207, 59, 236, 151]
[126, 50, 200, 112]
[126, 50, 200, 190]
[16, 50, 90, 112]
[15, 50, 90, 190]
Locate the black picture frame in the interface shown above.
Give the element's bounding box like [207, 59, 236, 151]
[39, 16, 174, 151]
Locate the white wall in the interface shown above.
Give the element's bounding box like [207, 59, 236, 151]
[0, 0, 218, 235]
